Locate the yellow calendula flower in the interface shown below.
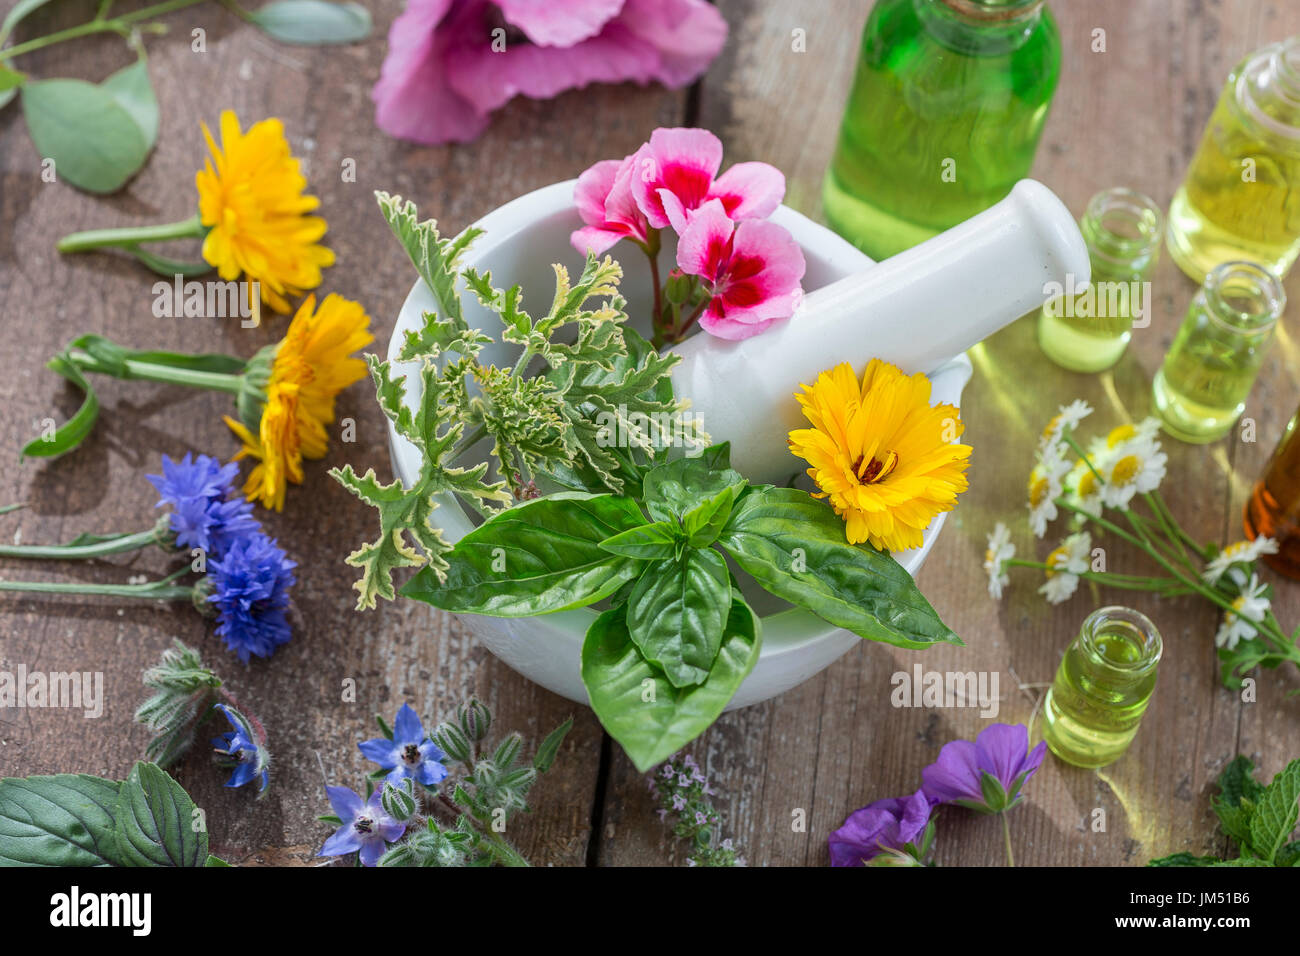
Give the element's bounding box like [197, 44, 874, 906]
[788, 359, 972, 553]
[197, 110, 335, 314]
[225, 294, 373, 510]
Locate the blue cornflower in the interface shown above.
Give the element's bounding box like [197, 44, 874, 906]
[319, 786, 405, 867]
[210, 703, 270, 793]
[359, 703, 449, 788]
[207, 532, 296, 663]
[147, 453, 258, 557]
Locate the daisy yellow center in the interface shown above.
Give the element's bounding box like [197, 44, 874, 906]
[1111, 454, 1140, 486]
[1223, 542, 1249, 559]
[1041, 415, 1063, 440]
[1107, 424, 1136, 448]
[1028, 474, 1050, 507]
[1231, 595, 1247, 614]
[1044, 545, 1067, 577]
[1077, 469, 1100, 498]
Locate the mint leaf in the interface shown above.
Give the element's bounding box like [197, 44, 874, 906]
[1147, 852, 1221, 867]
[0, 773, 122, 866]
[1212, 755, 1266, 850]
[1249, 759, 1300, 864]
[112, 762, 208, 867]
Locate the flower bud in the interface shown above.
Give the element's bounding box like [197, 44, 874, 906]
[431, 720, 472, 763]
[664, 269, 693, 306]
[457, 698, 492, 742]
[381, 781, 417, 822]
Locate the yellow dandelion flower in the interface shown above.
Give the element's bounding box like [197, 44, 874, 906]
[197, 110, 335, 314]
[788, 359, 972, 553]
[226, 294, 373, 510]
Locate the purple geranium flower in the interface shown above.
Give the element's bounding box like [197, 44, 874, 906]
[318, 786, 406, 867]
[147, 453, 258, 557]
[207, 532, 296, 663]
[210, 703, 270, 793]
[829, 789, 933, 867]
[921, 723, 1047, 814]
[359, 703, 449, 788]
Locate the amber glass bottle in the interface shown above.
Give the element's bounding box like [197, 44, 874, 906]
[1244, 404, 1300, 579]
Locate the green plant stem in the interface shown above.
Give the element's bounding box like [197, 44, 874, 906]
[1152, 490, 1212, 560]
[67, 351, 243, 395]
[1, 0, 209, 59]
[449, 424, 488, 462]
[0, 579, 194, 600]
[1141, 493, 1193, 569]
[57, 215, 204, 254]
[0, 523, 166, 560]
[1001, 812, 1015, 867]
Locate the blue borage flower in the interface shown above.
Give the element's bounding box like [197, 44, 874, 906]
[211, 702, 271, 793]
[319, 786, 405, 866]
[208, 533, 296, 663]
[359, 703, 449, 788]
[147, 452, 258, 556]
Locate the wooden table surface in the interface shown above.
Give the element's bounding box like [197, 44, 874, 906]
[3, 0, 1299, 867]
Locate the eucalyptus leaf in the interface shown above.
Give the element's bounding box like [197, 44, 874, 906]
[101, 58, 158, 149]
[627, 548, 731, 688]
[717, 486, 961, 650]
[0, 63, 23, 100]
[249, 1, 373, 45]
[111, 762, 207, 867]
[401, 492, 647, 616]
[581, 598, 760, 772]
[22, 78, 151, 193]
[0, 773, 123, 866]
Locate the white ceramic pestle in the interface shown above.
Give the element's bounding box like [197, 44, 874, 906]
[668, 179, 1090, 484]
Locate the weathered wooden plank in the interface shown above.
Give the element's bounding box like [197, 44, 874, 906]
[596, 0, 1300, 866]
[0, 0, 684, 865]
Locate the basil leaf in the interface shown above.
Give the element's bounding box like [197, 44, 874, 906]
[642, 448, 746, 523]
[627, 548, 730, 687]
[600, 521, 681, 560]
[1249, 759, 1300, 864]
[112, 761, 207, 867]
[717, 486, 961, 649]
[248, 1, 372, 45]
[21, 75, 152, 193]
[0, 773, 123, 865]
[401, 493, 646, 616]
[682, 483, 739, 548]
[20, 353, 99, 459]
[581, 598, 760, 772]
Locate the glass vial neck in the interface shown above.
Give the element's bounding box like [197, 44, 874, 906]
[1079, 606, 1162, 676]
[1237, 35, 1300, 140]
[913, 0, 1045, 55]
[1080, 188, 1163, 268]
[1200, 260, 1286, 335]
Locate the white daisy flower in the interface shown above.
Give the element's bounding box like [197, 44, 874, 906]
[1100, 432, 1168, 509]
[1215, 574, 1271, 650]
[984, 522, 1015, 600]
[1038, 531, 1092, 605]
[1027, 461, 1063, 538]
[1201, 537, 1280, 585]
[1039, 399, 1094, 460]
[1063, 458, 1106, 519]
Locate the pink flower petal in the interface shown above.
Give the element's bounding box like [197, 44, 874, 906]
[710, 161, 785, 221]
[675, 198, 733, 282]
[571, 155, 648, 253]
[698, 311, 779, 341]
[371, 0, 489, 145]
[630, 127, 723, 228]
[729, 218, 806, 294]
[496, 0, 626, 47]
[617, 0, 729, 86]
[571, 224, 626, 256]
[574, 159, 623, 227]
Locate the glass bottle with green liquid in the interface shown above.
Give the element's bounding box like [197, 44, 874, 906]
[1037, 188, 1163, 373]
[822, 0, 1060, 260]
[1043, 606, 1162, 769]
[1152, 260, 1284, 443]
[1167, 36, 1300, 281]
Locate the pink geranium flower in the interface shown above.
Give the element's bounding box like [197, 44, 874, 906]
[571, 155, 651, 255]
[676, 199, 805, 340]
[372, 0, 728, 145]
[629, 127, 785, 233]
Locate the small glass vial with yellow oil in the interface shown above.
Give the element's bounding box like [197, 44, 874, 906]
[1167, 36, 1300, 280]
[1152, 260, 1284, 443]
[1037, 187, 1163, 372]
[1043, 606, 1162, 769]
